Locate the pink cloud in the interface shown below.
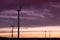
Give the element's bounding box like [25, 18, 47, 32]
[49, 2, 60, 8]
[0, 8, 54, 21]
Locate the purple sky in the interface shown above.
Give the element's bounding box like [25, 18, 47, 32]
[0, 0, 60, 27]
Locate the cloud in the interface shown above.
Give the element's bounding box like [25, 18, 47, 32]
[49, 2, 60, 8]
[0, 0, 60, 27]
[0, 8, 54, 27]
[0, 9, 53, 20]
[0, 15, 37, 20]
[0, 16, 17, 19]
[20, 26, 60, 31]
[0, 10, 17, 14]
[21, 8, 54, 21]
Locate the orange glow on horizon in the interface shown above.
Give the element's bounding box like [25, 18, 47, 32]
[0, 26, 60, 38]
[20, 31, 60, 38]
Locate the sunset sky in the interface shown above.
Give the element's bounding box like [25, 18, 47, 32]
[0, 0, 60, 27]
[0, 0, 60, 38]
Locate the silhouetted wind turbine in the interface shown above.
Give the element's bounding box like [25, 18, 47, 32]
[17, 0, 22, 39]
[17, 9, 20, 39]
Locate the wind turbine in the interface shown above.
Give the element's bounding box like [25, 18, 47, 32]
[17, 0, 22, 39]
[17, 9, 20, 39]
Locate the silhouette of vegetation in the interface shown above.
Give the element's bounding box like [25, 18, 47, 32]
[0, 37, 60, 40]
